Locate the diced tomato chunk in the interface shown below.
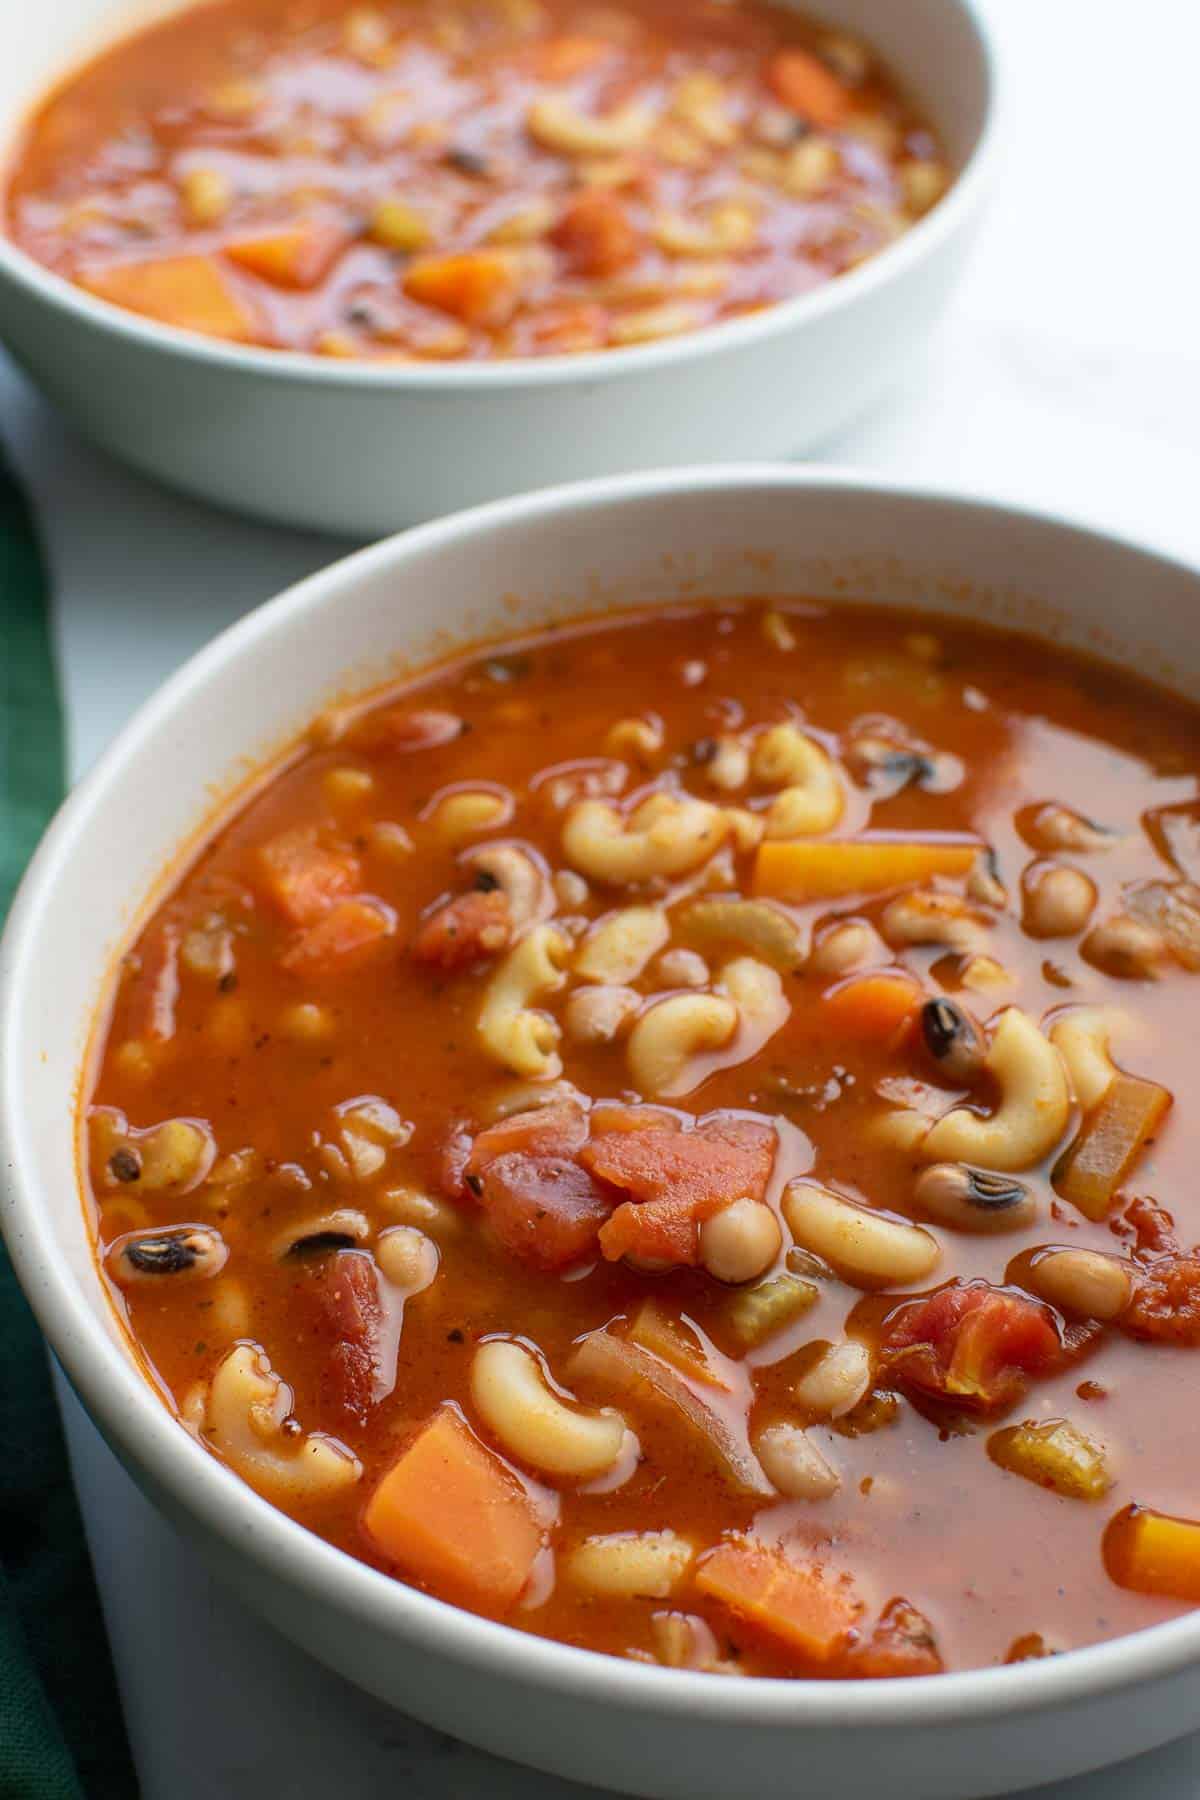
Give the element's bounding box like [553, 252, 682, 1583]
[280, 897, 394, 974]
[411, 889, 511, 969]
[845, 1598, 944, 1678]
[551, 192, 639, 277]
[467, 1098, 589, 1170]
[1124, 1256, 1200, 1346]
[1123, 1195, 1179, 1256]
[694, 1540, 862, 1663]
[346, 707, 464, 754]
[258, 827, 361, 926]
[880, 1282, 1061, 1412]
[123, 919, 182, 1042]
[583, 1114, 776, 1267]
[301, 1249, 388, 1426]
[475, 1152, 616, 1270]
[459, 1100, 615, 1269]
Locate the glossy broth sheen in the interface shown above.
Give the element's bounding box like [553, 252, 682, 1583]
[86, 603, 1200, 1678]
[6, 0, 947, 358]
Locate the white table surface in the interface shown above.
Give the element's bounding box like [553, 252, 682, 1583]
[4, 0, 1200, 1792]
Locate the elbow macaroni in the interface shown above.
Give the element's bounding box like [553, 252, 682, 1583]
[562, 792, 730, 884]
[203, 1343, 361, 1502]
[470, 1339, 628, 1480]
[921, 1008, 1071, 1170]
[477, 924, 570, 1079]
[626, 991, 738, 1098]
[751, 724, 843, 838]
[575, 905, 671, 985]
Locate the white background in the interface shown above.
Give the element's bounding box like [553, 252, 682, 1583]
[3, 0, 1200, 1792]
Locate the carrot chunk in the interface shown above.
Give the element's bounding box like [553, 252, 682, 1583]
[753, 836, 978, 901]
[79, 254, 256, 339]
[694, 1540, 862, 1662]
[225, 222, 348, 289]
[1053, 1074, 1172, 1221]
[404, 250, 527, 327]
[363, 1406, 543, 1610]
[1104, 1503, 1200, 1602]
[767, 49, 851, 128]
[257, 827, 362, 926]
[820, 970, 924, 1044]
[280, 897, 394, 974]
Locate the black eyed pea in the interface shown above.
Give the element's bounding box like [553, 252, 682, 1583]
[699, 1199, 782, 1284]
[108, 1224, 228, 1285]
[913, 1164, 1037, 1234]
[920, 998, 986, 1085]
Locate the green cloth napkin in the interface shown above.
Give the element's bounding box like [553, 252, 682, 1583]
[1, 458, 137, 1798]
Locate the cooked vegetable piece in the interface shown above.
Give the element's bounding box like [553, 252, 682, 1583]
[404, 250, 527, 326]
[411, 889, 512, 967]
[297, 1248, 389, 1426]
[766, 48, 851, 126]
[568, 1329, 770, 1496]
[753, 837, 978, 900]
[881, 1283, 1061, 1411]
[819, 971, 924, 1043]
[676, 897, 805, 971]
[582, 1115, 776, 1267]
[279, 898, 393, 974]
[1124, 880, 1200, 969]
[1053, 1074, 1172, 1220]
[845, 1598, 943, 1677]
[226, 223, 348, 289]
[722, 1272, 819, 1349]
[362, 1405, 543, 1609]
[1104, 1504, 1200, 1602]
[1123, 1255, 1200, 1346]
[78, 255, 256, 339]
[987, 1419, 1110, 1500]
[258, 828, 362, 926]
[628, 1300, 729, 1388]
[694, 1540, 862, 1661]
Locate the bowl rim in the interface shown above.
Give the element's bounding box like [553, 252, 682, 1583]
[0, 0, 999, 392]
[6, 462, 1200, 1732]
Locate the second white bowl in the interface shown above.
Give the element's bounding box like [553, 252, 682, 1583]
[0, 0, 996, 534]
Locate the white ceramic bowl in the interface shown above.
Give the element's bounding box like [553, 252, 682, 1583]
[0, 0, 996, 535]
[6, 467, 1200, 1800]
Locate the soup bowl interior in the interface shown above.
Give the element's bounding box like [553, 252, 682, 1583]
[5, 468, 1200, 1799]
[0, 0, 997, 533]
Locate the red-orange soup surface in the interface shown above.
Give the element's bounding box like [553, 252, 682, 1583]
[86, 601, 1200, 1678]
[6, 0, 949, 358]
